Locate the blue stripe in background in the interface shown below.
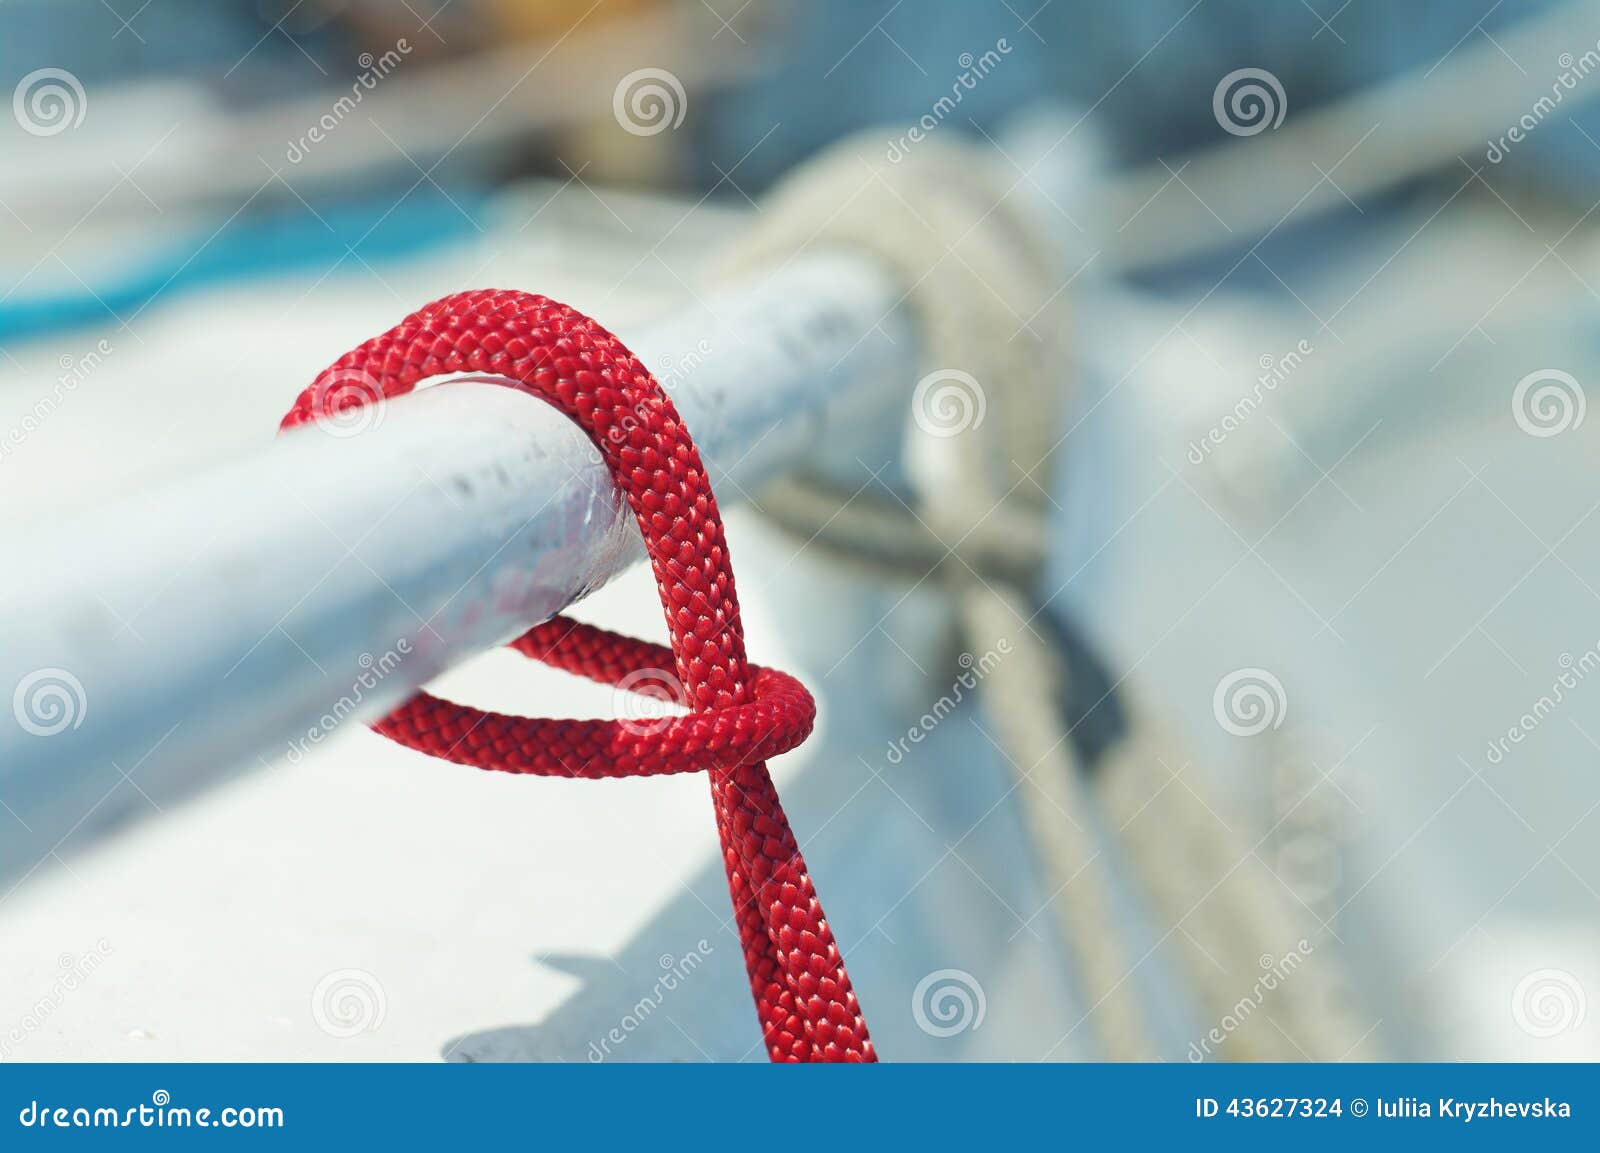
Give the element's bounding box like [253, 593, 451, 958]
[0, 185, 488, 345]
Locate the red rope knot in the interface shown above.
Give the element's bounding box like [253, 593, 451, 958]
[280, 289, 875, 1063]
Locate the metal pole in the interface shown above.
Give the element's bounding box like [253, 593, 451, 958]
[0, 253, 913, 887]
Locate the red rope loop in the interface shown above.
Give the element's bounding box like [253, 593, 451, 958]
[280, 289, 874, 1062]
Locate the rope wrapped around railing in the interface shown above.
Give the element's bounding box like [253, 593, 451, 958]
[280, 288, 874, 1063]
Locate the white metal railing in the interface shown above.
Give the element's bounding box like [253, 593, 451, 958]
[6, 0, 1594, 886]
[0, 253, 913, 886]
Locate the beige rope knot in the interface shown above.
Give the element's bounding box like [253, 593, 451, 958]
[720, 129, 1062, 524]
[719, 125, 1375, 1062]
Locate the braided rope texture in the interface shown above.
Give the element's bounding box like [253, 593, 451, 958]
[281, 289, 874, 1062]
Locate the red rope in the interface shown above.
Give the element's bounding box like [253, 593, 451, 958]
[280, 289, 874, 1062]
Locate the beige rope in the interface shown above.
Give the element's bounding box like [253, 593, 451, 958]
[1092, 718, 1373, 1059]
[722, 128, 1373, 1060]
[723, 130, 1148, 1059]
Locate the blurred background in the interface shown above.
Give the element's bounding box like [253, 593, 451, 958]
[2, 0, 1599, 1062]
